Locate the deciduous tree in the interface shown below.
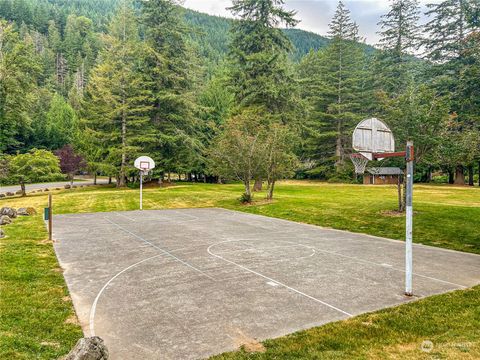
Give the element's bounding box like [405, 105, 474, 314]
[54, 144, 86, 186]
[9, 149, 62, 196]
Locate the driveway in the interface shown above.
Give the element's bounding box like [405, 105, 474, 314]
[0, 178, 111, 195]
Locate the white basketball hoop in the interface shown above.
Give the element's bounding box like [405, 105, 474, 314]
[350, 153, 370, 174]
[134, 156, 155, 211]
[134, 156, 155, 175]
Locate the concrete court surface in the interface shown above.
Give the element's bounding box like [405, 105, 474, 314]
[53, 208, 480, 359]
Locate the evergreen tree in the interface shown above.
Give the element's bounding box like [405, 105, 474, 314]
[424, 0, 480, 180]
[139, 0, 200, 177]
[424, 0, 477, 63]
[376, 0, 421, 94]
[227, 0, 301, 122]
[83, 2, 152, 187]
[298, 2, 366, 174]
[46, 93, 78, 150]
[0, 21, 40, 153]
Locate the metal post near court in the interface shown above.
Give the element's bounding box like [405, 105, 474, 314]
[140, 171, 143, 211]
[405, 141, 414, 296]
[48, 193, 53, 241]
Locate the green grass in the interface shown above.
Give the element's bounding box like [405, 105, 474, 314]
[0, 181, 479, 359]
[0, 215, 82, 359]
[211, 286, 480, 359]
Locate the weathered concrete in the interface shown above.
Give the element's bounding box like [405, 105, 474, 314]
[53, 209, 480, 360]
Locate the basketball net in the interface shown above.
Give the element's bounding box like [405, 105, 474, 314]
[350, 153, 370, 174]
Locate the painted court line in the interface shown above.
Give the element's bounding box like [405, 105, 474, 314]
[89, 254, 163, 336]
[207, 240, 353, 317]
[308, 245, 467, 289]
[104, 218, 215, 281]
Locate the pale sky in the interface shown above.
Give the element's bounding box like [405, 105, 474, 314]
[183, 0, 441, 46]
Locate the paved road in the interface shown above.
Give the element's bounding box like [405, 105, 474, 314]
[0, 178, 111, 195]
[53, 209, 480, 360]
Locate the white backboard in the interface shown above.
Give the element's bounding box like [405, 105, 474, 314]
[352, 118, 395, 160]
[134, 156, 155, 172]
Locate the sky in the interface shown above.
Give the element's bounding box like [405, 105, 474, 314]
[183, 0, 441, 46]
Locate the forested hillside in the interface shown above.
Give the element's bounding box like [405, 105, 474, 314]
[0, 0, 479, 192]
[0, 0, 338, 63]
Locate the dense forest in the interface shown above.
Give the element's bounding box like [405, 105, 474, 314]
[0, 0, 479, 196]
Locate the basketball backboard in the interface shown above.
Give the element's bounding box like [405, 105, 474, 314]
[352, 118, 395, 160]
[134, 156, 155, 173]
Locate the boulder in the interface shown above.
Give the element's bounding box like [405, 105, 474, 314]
[0, 215, 12, 225]
[6, 192, 14, 196]
[72, 185, 78, 188]
[44, 188, 49, 192]
[15, 190, 23, 195]
[0, 194, 5, 198]
[65, 185, 71, 189]
[64, 337, 109, 360]
[1, 207, 17, 218]
[0, 228, 4, 238]
[17, 207, 37, 216]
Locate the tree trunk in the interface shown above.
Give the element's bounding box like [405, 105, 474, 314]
[243, 180, 252, 202]
[266, 180, 275, 200]
[253, 179, 262, 192]
[93, 173, 97, 185]
[20, 182, 26, 197]
[478, 161, 480, 187]
[448, 169, 454, 184]
[335, 121, 344, 170]
[468, 165, 474, 186]
[70, 175, 74, 187]
[454, 165, 465, 185]
[108, 176, 112, 185]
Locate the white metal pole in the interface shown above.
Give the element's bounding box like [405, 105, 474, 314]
[405, 141, 414, 296]
[140, 171, 143, 210]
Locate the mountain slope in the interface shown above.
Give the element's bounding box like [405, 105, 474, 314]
[0, 0, 374, 64]
[184, 9, 332, 62]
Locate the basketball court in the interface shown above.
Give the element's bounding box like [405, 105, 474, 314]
[53, 208, 480, 359]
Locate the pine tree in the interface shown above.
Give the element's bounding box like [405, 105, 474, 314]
[227, 0, 301, 122]
[83, 2, 153, 187]
[298, 2, 365, 174]
[376, 0, 421, 94]
[424, 0, 477, 63]
[424, 0, 480, 180]
[139, 0, 200, 177]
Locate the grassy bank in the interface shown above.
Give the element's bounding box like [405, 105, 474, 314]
[0, 181, 478, 358]
[0, 215, 82, 359]
[211, 286, 480, 359]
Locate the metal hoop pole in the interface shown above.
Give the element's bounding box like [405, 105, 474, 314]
[140, 171, 143, 211]
[405, 141, 414, 296]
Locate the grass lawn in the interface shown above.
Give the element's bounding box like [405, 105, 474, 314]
[0, 181, 479, 359]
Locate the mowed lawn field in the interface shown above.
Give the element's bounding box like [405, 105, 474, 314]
[1, 181, 479, 359]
